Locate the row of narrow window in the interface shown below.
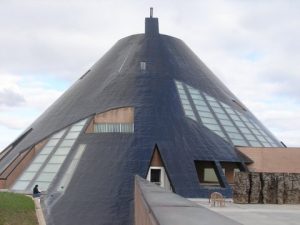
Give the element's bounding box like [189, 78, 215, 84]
[94, 123, 134, 133]
[175, 80, 281, 147]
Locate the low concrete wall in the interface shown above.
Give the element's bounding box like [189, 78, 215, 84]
[134, 176, 241, 225]
[233, 172, 300, 204]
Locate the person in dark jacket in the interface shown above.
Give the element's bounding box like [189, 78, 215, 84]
[33, 184, 41, 197]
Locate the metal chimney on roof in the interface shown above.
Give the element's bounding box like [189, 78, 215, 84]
[145, 7, 159, 37]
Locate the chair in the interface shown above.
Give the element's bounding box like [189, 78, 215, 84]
[209, 192, 225, 207]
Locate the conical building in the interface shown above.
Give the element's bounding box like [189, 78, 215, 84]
[0, 12, 283, 225]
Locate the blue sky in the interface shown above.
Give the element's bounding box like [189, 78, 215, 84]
[1, 0, 300, 149]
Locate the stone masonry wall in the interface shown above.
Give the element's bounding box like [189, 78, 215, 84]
[233, 172, 300, 204]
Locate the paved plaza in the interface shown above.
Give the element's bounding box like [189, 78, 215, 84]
[191, 199, 300, 225]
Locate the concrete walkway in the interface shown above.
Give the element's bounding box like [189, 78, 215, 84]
[33, 197, 46, 225]
[191, 199, 300, 225]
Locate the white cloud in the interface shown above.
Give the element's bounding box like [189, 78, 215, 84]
[0, 0, 300, 149]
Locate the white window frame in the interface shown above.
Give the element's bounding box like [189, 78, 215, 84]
[147, 166, 165, 187]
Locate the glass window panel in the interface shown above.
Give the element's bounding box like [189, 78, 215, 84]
[247, 124, 256, 130]
[239, 127, 251, 134]
[212, 107, 225, 114]
[204, 95, 216, 102]
[185, 111, 195, 116]
[176, 84, 184, 90]
[236, 111, 243, 116]
[94, 123, 133, 133]
[193, 99, 207, 106]
[94, 124, 105, 132]
[55, 147, 71, 155]
[36, 172, 56, 182]
[214, 113, 229, 120]
[26, 163, 43, 172]
[227, 132, 243, 139]
[186, 115, 196, 120]
[94, 124, 99, 132]
[106, 124, 115, 132]
[208, 101, 221, 108]
[195, 105, 210, 112]
[113, 124, 121, 132]
[34, 155, 48, 163]
[19, 172, 36, 180]
[187, 87, 199, 95]
[265, 136, 274, 143]
[176, 85, 184, 91]
[187, 86, 198, 93]
[259, 129, 269, 136]
[240, 116, 248, 122]
[65, 132, 80, 140]
[183, 104, 193, 110]
[244, 134, 257, 141]
[257, 135, 267, 142]
[201, 117, 218, 124]
[106, 124, 113, 132]
[57, 144, 86, 192]
[175, 81, 183, 87]
[181, 99, 190, 105]
[51, 129, 66, 139]
[230, 114, 240, 121]
[75, 119, 87, 126]
[249, 141, 262, 147]
[49, 155, 66, 164]
[178, 89, 185, 95]
[130, 124, 135, 132]
[205, 124, 222, 131]
[179, 94, 188, 100]
[252, 122, 261, 130]
[244, 119, 252, 125]
[251, 129, 261, 136]
[120, 124, 134, 133]
[190, 94, 203, 100]
[178, 92, 186, 98]
[262, 142, 272, 147]
[184, 107, 193, 112]
[43, 164, 62, 173]
[249, 119, 259, 126]
[204, 168, 219, 182]
[121, 124, 127, 132]
[223, 126, 238, 132]
[225, 108, 236, 115]
[60, 140, 75, 147]
[12, 181, 30, 190]
[221, 103, 230, 109]
[198, 111, 214, 118]
[213, 130, 226, 138]
[40, 146, 54, 155]
[234, 121, 246, 127]
[187, 115, 196, 120]
[219, 119, 234, 126]
[232, 139, 247, 146]
[70, 126, 83, 132]
[46, 139, 60, 147]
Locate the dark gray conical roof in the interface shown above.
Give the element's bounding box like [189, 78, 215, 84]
[0, 14, 282, 225]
